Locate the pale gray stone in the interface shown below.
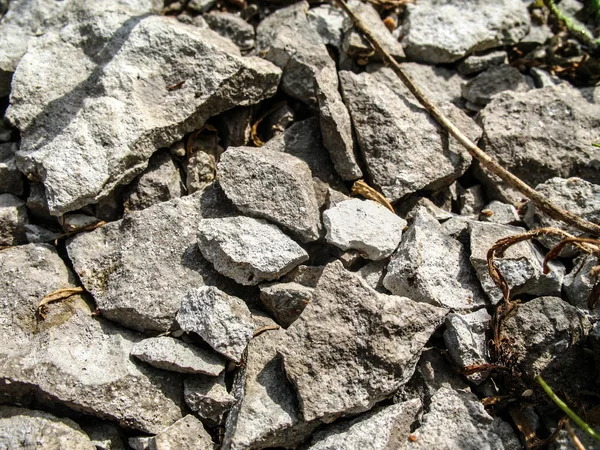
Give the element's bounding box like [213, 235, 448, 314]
[469, 222, 565, 305]
[188, 0, 215, 13]
[398, 62, 466, 105]
[80, 421, 126, 450]
[259, 281, 313, 328]
[443, 309, 491, 384]
[60, 213, 100, 233]
[0, 143, 23, 195]
[383, 208, 487, 311]
[530, 67, 563, 88]
[185, 133, 223, 195]
[323, 198, 406, 260]
[146, 415, 213, 450]
[0, 244, 185, 433]
[357, 259, 387, 292]
[458, 50, 508, 75]
[67, 188, 235, 332]
[462, 65, 530, 107]
[307, 4, 345, 49]
[0, 193, 28, 245]
[123, 149, 184, 212]
[203, 12, 255, 51]
[402, 0, 530, 64]
[340, 67, 479, 201]
[404, 197, 454, 222]
[128, 437, 152, 450]
[307, 399, 422, 450]
[0, 406, 95, 450]
[279, 261, 448, 422]
[184, 373, 236, 422]
[218, 146, 321, 242]
[197, 216, 309, 285]
[131, 336, 225, 375]
[398, 387, 520, 449]
[223, 318, 319, 450]
[177, 286, 254, 362]
[564, 255, 598, 311]
[7, 12, 280, 216]
[479, 200, 520, 225]
[458, 184, 486, 216]
[24, 224, 60, 243]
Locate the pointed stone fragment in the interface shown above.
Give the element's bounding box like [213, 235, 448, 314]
[184, 373, 236, 422]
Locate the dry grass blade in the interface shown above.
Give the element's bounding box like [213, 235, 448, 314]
[253, 324, 280, 337]
[250, 101, 287, 147]
[38, 287, 85, 319]
[542, 237, 600, 273]
[350, 180, 395, 213]
[566, 419, 588, 450]
[510, 405, 544, 450]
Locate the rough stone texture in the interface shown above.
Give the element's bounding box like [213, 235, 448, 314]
[443, 309, 491, 384]
[24, 224, 60, 244]
[60, 213, 100, 233]
[146, 415, 213, 450]
[218, 146, 321, 242]
[256, 2, 361, 180]
[197, 216, 309, 285]
[7, 11, 281, 216]
[79, 421, 126, 450]
[462, 65, 530, 107]
[279, 261, 448, 422]
[479, 200, 520, 225]
[185, 132, 224, 195]
[203, 11, 255, 51]
[307, 4, 345, 49]
[67, 187, 236, 332]
[501, 297, 591, 378]
[564, 255, 597, 311]
[184, 374, 236, 422]
[223, 317, 319, 450]
[323, 198, 406, 260]
[176, 286, 254, 362]
[342, 0, 405, 61]
[131, 336, 225, 375]
[0, 193, 28, 245]
[0, 244, 185, 433]
[402, 0, 530, 64]
[357, 259, 387, 292]
[383, 208, 486, 311]
[469, 222, 565, 305]
[123, 149, 184, 212]
[307, 399, 422, 450]
[458, 50, 508, 75]
[0, 143, 23, 195]
[478, 85, 600, 192]
[457, 184, 486, 216]
[0, 406, 95, 450]
[397, 62, 466, 106]
[340, 66, 479, 201]
[259, 281, 313, 328]
[398, 387, 520, 449]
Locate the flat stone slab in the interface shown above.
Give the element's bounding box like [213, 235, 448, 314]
[131, 336, 225, 375]
[0, 244, 185, 434]
[197, 216, 309, 285]
[7, 11, 280, 215]
[279, 261, 447, 422]
[323, 198, 406, 260]
[67, 188, 236, 332]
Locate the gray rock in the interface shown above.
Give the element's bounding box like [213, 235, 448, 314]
[203, 12, 255, 51]
[356, 259, 387, 292]
[398, 387, 520, 449]
[146, 415, 213, 450]
[26, 183, 52, 221]
[0, 406, 95, 450]
[443, 308, 491, 384]
[340, 67, 479, 202]
[478, 85, 600, 190]
[185, 132, 223, 195]
[197, 216, 309, 285]
[404, 197, 454, 222]
[383, 208, 487, 311]
[0, 143, 23, 195]
[259, 281, 313, 328]
[7, 12, 280, 216]
[223, 318, 319, 450]
[469, 222, 565, 304]
[184, 373, 236, 422]
[479, 200, 520, 225]
[176, 286, 255, 362]
[462, 65, 530, 107]
[0, 244, 185, 433]
[280, 264, 324, 287]
[500, 297, 591, 378]
[342, 0, 405, 61]
[458, 50, 508, 76]
[530, 67, 563, 88]
[187, 0, 215, 13]
[279, 260, 447, 422]
[520, 24, 553, 48]
[564, 255, 598, 311]
[458, 184, 486, 216]
[218, 146, 321, 242]
[24, 224, 60, 243]
[60, 213, 100, 233]
[131, 336, 225, 375]
[323, 198, 406, 260]
[402, 0, 530, 64]
[79, 421, 126, 450]
[398, 62, 466, 106]
[0, 193, 28, 245]
[307, 4, 345, 49]
[123, 150, 184, 212]
[67, 188, 235, 332]
[307, 399, 422, 450]
[128, 436, 152, 450]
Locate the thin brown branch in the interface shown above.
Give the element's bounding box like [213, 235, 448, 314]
[332, 0, 600, 236]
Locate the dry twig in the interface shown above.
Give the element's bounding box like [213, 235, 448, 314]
[37, 287, 85, 319]
[350, 180, 395, 213]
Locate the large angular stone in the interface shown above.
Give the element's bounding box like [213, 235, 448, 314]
[383, 208, 486, 311]
[340, 67, 479, 201]
[307, 4, 345, 49]
[7, 11, 281, 215]
[197, 216, 309, 285]
[218, 146, 321, 242]
[402, 0, 530, 64]
[67, 188, 236, 332]
[279, 261, 447, 422]
[259, 281, 313, 328]
[203, 11, 255, 51]
[462, 65, 530, 107]
[0, 244, 184, 433]
[0, 406, 95, 450]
